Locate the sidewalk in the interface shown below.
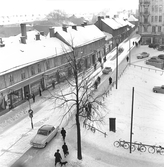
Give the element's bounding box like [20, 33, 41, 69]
[0, 31, 140, 133]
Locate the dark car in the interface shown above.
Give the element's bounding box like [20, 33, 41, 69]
[102, 67, 112, 74]
[158, 54, 164, 60]
[137, 52, 149, 59]
[148, 43, 159, 49]
[153, 85, 164, 94]
[157, 45, 164, 51]
[146, 56, 162, 63]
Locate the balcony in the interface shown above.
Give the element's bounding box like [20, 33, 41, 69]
[142, 22, 151, 26]
[140, 11, 150, 17]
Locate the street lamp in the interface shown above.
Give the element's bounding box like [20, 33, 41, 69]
[116, 37, 119, 89]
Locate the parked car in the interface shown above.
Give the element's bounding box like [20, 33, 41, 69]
[30, 125, 59, 148]
[157, 45, 164, 51]
[137, 52, 149, 59]
[148, 43, 159, 49]
[153, 85, 164, 94]
[102, 67, 112, 74]
[158, 54, 164, 60]
[146, 56, 162, 64]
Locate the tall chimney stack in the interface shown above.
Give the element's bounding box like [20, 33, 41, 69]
[20, 36, 26, 44]
[20, 23, 27, 39]
[49, 27, 54, 38]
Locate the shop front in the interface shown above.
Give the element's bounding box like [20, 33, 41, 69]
[0, 93, 7, 112]
[30, 79, 42, 95]
[8, 88, 23, 109]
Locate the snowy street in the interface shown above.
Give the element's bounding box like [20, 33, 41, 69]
[1, 33, 164, 167]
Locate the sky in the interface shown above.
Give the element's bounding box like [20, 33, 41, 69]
[0, 0, 139, 16]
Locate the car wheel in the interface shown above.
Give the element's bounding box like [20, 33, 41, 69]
[154, 90, 157, 93]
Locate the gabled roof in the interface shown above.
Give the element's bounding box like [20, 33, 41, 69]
[49, 25, 105, 47]
[128, 15, 138, 22]
[124, 20, 135, 28]
[113, 17, 128, 27]
[0, 37, 71, 75]
[101, 18, 122, 30]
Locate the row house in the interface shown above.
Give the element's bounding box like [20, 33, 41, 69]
[0, 24, 105, 113]
[95, 16, 135, 54]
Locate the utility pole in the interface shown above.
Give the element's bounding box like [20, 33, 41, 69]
[130, 87, 134, 153]
[116, 43, 119, 89]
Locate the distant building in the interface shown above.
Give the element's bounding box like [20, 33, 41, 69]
[138, 0, 164, 44]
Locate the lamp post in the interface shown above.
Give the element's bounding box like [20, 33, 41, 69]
[116, 38, 119, 89]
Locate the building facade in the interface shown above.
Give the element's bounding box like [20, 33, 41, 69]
[139, 0, 164, 44]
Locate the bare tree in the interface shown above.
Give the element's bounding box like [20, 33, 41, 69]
[47, 40, 108, 160]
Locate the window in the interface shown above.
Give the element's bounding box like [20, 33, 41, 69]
[31, 66, 35, 76]
[46, 60, 50, 70]
[159, 5, 162, 12]
[37, 63, 41, 73]
[151, 16, 154, 22]
[144, 18, 148, 23]
[144, 26, 148, 32]
[155, 5, 158, 12]
[9, 74, 14, 83]
[152, 26, 156, 32]
[158, 26, 161, 32]
[159, 16, 162, 22]
[21, 70, 26, 80]
[144, 8, 148, 14]
[155, 16, 158, 22]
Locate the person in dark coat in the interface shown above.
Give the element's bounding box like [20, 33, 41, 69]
[109, 77, 112, 85]
[126, 56, 129, 62]
[54, 149, 62, 166]
[101, 63, 103, 69]
[94, 63, 97, 71]
[94, 80, 98, 89]
[97, 76, 101, 84]
[62, 142, 69, 158]
[61, 127, 66, 141]
[52, 80, 55, 89]
[39, 87, 42, 96]
[32, 93, 35, 103]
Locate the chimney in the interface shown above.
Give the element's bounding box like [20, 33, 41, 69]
[20, 36, 26, 44]
[72, 25, 77, 30]
[49, 27, 54, 38]
[101, 16, 104, 19]
[98, 16, 102, 21]
[35, 33, 40, 40]
[62, 26, 67, 32]
[106, 15, 110, 18]
[0, 38, 5, 47]
[40, 31, 44, 36]
[20, 23, 27, 39]
[83, 21, 87, 25]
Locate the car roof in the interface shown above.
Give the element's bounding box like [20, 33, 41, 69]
[39, 125, 54, 131]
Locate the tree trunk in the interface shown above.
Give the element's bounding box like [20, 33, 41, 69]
[76, 113, 82, 160]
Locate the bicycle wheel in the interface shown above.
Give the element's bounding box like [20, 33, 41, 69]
[140, 145, 147, 152]
[160, 148, 164, 155]
[131, 144, 136, 152]
[123, 142, 129, 149]
[148, 146, 155, 154]
[114, 141, 120, 148]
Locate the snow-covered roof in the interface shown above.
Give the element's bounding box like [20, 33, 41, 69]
[124, 20, 135, 28]
[102, 31, 113, 41]
[101, 18, 122, 30]
[113, 17, 128, 27]
[48, 25, 106, 47]
[128, 15, 138, 22]
[0, 37, 71, 75]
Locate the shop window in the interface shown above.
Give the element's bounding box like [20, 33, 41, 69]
[21, 70, 26, 80]
[159, 5, 162, 12]
[159, 16, 162, 22]
[151, 16, 154, 22]
[158, 26, 161, 32]
[37, 63, 41, 73]
[31, 66, 35, 76]
[155, 16, 158, 22]
[9, 74, 14, 83]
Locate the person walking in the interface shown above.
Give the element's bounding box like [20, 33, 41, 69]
[52, 80, 55, 89]
[54, 149, 62, 166]
[97, 76, 101, 84]
[39, 87, 42, 96]
[32, 93, 35, 103]
[109, 77, 112, 85]
[61, 127, 66, 141]
[62, 142, 69, 158]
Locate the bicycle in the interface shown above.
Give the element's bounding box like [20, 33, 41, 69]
[148, 145, 164, 155]
[132, 142, 147, 152]
[114, 139, 129, 149]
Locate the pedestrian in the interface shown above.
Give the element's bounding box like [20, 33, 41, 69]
[126, 56, 129, 62]
[109, 77, 112, 85]
[32, 93, 35, 103]
[97, 76, 101, 84]
[133, 41, 135, 46]
[52, 80, 55, 89]
[61, 127, 66, 141]
[94, 81, 98, 89]
[39, 87, 42, 96]
[94, 63, 97, 71]
[54, 149, 62, 167]
[101, 63, 103, 70]
[103, 56, 107, 62]
[62, 142, 69, 158]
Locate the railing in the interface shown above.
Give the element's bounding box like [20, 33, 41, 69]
[83, 122, 107, 137]
[114, 139, 164, 155]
